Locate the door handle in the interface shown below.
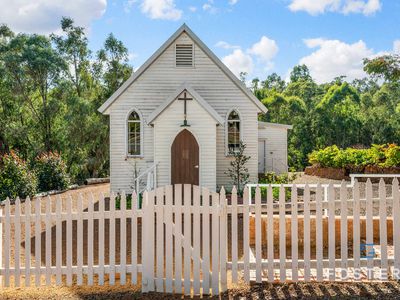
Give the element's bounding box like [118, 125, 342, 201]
[194, 165, 199, 169]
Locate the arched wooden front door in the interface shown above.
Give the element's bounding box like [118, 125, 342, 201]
[171, 129, 199, 186]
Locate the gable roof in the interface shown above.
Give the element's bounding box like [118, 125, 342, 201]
[98, 24, 268, 114]
[147, 82, 224, 125]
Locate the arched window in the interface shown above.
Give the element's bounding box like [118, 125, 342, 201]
[127, 110, 142, 156]
[227, 110, 241, 153]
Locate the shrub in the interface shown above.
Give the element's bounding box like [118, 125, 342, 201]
[365, 144, 386, 166]
[308, 145, 341, 168]
[338, 148, 370, 172]
[382, 144, 400, 167]
[225, 141, 251, 195]
[0, 151, 37, 200]
[308, 144, 400, 170]
[258, 171, 297, 201]
[115, 193, 143, 210]
[33, 152, 70, 192]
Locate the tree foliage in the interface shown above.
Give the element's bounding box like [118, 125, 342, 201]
[364, 54, 400, 82]
[0, 18, 133, 183]
[0, 18, 399, 186]
[253, 64, 400, 170]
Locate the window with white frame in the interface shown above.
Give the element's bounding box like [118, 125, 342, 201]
[128, 110, 141, 156]
[227, 110, 241, 153]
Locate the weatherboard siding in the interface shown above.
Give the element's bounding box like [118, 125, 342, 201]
[258, 125, 289, 174]
[153, 98, 217, 190]
[108, 32, 260, 192]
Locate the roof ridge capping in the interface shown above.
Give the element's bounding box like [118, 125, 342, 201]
[98, 24, 268, 114]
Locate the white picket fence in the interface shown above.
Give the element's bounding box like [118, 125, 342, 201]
[0, 192, 143, 288]
[0, 179, 399, 296]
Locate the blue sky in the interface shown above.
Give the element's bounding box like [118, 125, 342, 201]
[1, 0, 399, 83]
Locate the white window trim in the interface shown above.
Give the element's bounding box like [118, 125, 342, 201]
[225, 108, 242, 157]
[125, 108, 144, 158]
[175, 43, 195, 68]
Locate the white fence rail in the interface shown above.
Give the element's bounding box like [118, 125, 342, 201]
[0, 179, 399, 296]
[350, 173, 400, 185]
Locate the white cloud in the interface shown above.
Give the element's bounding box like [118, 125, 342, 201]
[189, 6, 197, 12]
[203, 0, 218, 13]
[248, 36, 279, 63]
[215, 41, 240, 50]
[221, 36, 279, 78]
[394, 40, 400, 54]
[229, 0, 239, 5]
[128, 52, 138, 62]
[0, 0, 107, 34]
[342, 0, 381, 15]
[140, 0, 182, 20]
[124, 0, 136, 13]
[222, 49, 254, 77]
[299, 38, 374, 83]
[288, 0, 381, 16]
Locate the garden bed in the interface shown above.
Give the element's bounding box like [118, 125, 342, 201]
[305, 166, 400, 181]
[304, 166, 348, 180]
[306, 144, 400, 181]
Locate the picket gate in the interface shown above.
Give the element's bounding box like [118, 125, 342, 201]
[0, 179, 399, 297]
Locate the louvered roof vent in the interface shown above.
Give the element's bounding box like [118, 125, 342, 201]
[176, 44, 193, 67]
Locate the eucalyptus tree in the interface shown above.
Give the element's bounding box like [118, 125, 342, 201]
[0, 26, 67, 152]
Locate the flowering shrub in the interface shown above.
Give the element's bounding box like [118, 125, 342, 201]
[0, 151, 37, 200]
[33, 152, 70, 192]
[308, 144, 400, 170]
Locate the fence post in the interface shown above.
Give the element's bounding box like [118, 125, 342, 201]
[243, 187, 250, 283]
[291, 184, 298, 282]
[3, 198, 9, 287]
[353, 180, 361, 281]
[328, 183, 335, 281]
[156, 187, 164, 292]
[219, 187, 227, 292]
[142, 190, 155, 293]
[366, 179, 373, 280]
[267, 185, 274, 282]
[211, 192, 220, 295]
[393, 178, 400, 279]
[340, 181, 348, 280]
[379, 179, 388, 280]
[141, 191, 149, 293]
[231, 186, 238, 284]
[315, 184, 323, 281]
[255, 186, 262, 283]
[0, 203, 3, 287]
[279, 185, 286, 281]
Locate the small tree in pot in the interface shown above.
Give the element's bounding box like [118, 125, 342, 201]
[225, 141, 251, 195]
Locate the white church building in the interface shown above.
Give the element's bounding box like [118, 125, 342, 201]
[98, 24, 291, 193]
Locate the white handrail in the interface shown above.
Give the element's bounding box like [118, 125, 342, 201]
[134, 162, 158, 194]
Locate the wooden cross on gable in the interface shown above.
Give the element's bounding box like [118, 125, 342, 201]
[178, 89, 193, 127]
